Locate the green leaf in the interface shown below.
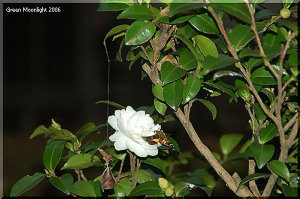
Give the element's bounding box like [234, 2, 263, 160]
[176, 47, 197, 70]
[203, 81, 236, 98]
[129, 181, 162, 196]
[168, 136, 180, 152]
[136, 105, 155, 115]
[203, 55, 237, 75]
[105, 148, 126, 160]
[219, 133, 243, 155]
[250, 142, 275, 169]
[281, 184, 298, 197]
[260, 88, 275, 103]
[260, 123, 278, 144]
[193, 35, 218, 58]
[251, 66, 277, 85]
[278, 19, 298, 34]
[161, 62, 186, 85]
[196, 99, 217, 120]
[112, 177, 131, 197]
[189, 13, 219, 35]
[238, 48, 261, 59]
[104, 24, 130, 43]
[125, 21, 156, 45]
[174, 182, 196, 197]
[10, 173, 46, 197]
[213, 70, 243, 81]
[199, 186, 213, 197]
[43, 139, 66, 171]
[268, 160, 290, 182]
[76, 122, 104, 141]
[143, 157, 168, 174]
[252, 103, 267, 122]
[61, 153, 100, 170]
[30, 125, 49, 139]
[262, 33, 282, 55]
[182, 74, 201, 104]
[138, 170, 155, 183]
[176, 24, 198, 38]
[163, 80, 183, 111]
[95, 100, 125, 109]
[170, 15, 195, 24]
[169, 2, 204, 17]
[228, 24, 254, 52]
[117, 4, 154, 20]
[211, 2, 251, 23]
[71, 181, 101, 197]
[238, 139, 252, 154]
[152, 83, 164, 101]
[116, 38, 125, 62]
[236, 173, 270, 192]
[49, 174, 73, 195]
[154, 99, 167, 115]
[282, 0, 293, 8]
[97, 1, 130, 11]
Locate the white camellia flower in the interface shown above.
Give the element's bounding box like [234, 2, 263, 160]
[108, 106, 161, 158]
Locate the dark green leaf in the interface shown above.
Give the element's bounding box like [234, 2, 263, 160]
[104, 24, 130, 43]
[252, 103, 267, 121]
[203, 81, 236, 98]
[213, 71, 243, 81]
[170, 15, 195, 24]
[211, 2, 251, 23]
[268, 160, 290, 182]
[238, 139, 252, 154]
[10, 173, 46, 197]
[189, 13, 219, 35]
[168, 136, 180, 152]
[250, 142, 275, 169]
[196, 99, 217, 120]
[155, 114, 176, 124]
[198, 186, 213, 197]
[251, 66, 277, 85]
[176, 24, 198, 38]
[282, 184, 298, 197]
[143, 157, 168, 174]
[49, 174, 73, 195]
[176, 47, 197, 70]
[43, 139, 66, 171]
[129, 181, 162, 196]
[219, 133, 243, 155]
[30, 125, 49, 139]
[169, 2, 204, 17]
[278, 19, 298, 34]
[154, 99, 167, 115]
[262, 33, 282, 55]
[260, 123, 278, 144]
[136, 105, 155, 115]
[236, 173, 270, 192]
[228, 24, 254, 52]
[125, 21, 156, 45]
[163, 80, 183, 111]
[61, 153, 100, 170]
[174, 182, 196, 197]
[203, 55, 237, 75]
[138, 170, 155, 183]
[260, 88, 275, 103]
[112, 177, 131, 197]
[161, 62, 186, 86]
[116, 38, 125, 62]
[95, 100, 125, 109]
[117, 4, 154, 20]
[152, 83, 164, 101]
[71, 181, 101, 197]
[182, 74, 201, 104]
[238, 48, 261, 59]
[194, 35, 218, 58]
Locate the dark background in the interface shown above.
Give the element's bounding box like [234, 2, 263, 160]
[3, 3, 280, 196]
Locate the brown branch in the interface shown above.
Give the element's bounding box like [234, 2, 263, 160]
[283, 112, 298, 133]
[287, 120, 299, 147]
[75, 169, 81, 181]
[79, 170, 88, 181]
[118, 153, 126, 179]
[279, 32, 297, 68]
[248, 160, 260, 197]
[140, 45, 153, 65]
[128, 150, 136, 189]
[262, 15, 281, 32]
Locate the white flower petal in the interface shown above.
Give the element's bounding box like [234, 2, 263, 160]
[109, 132, 122, 141]
[114, 137, 127, 151]
[145, 148, 158, 156]
[108, 115, 119, 131]
[127, 139, 147, 157]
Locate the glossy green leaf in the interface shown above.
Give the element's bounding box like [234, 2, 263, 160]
[219, 133, 243, 155]
[138, 170, 155, 183]
[161, 62, 186, 86]
[281, 184, 298, 197]
[238, 48, 261, 59]
[176, 47, 197, 70]
[252, 103, 267, 122]
[250, 142, 275, 169]
[10, 173, 46, 197]
[268, 160, 290, 182]
[211, 2, 251, 23]
[97, 1, 130, 11]
[260, 88, 275, 103]
[155, 114, 176, 124]
[194, 35, 218, 58]
[143, 157, 168, 174]
[199, 186, 213, 197]
[262, 33, 282, 55]
[182, 74, 201, 104]
[154, 99, 167, 115]
[117, 4, 154, 20]
[203, 55, 236, 75]
[95, 100, 125, 109]
[213, 71, 243, 81]
[168, 136, 180, 152]
[170, 15, 195, 24]
[125, 21, 156, 45]
[260, 123, 278, 144]
[238, 139, 252, 154]
[174, 182, 196, 197]
[105, 148, 126, 160]
[203, 81, 236, 98]
[163, 80, 183, 111]
[104, 24, 130, 43]
[177, 24, 198, 38]
[152, 83, 164, 101]
[251, 66, 277, 85]
[189, 13, 219, 35]
[30, 125, 49, 139]
[49, 174, 73, 195]
[43, 139, 66, 171]
[116, 38, 125, 62]
[129, 181, 162, 196]
[71, 181, 101, 197]
[278, 19, 298, 34]
[61, 153, 100, 170]
[112, 177, 131, 197]
[236, 173, 270, 192]
[169, 2, 204, 17]
[228, 24, 254, 52]
[196, 99, 217, 120]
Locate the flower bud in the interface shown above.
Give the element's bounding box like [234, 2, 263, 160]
[158, 178, 169, 190]
[164, 187, 174, 197]
[280, 8, 291, 19]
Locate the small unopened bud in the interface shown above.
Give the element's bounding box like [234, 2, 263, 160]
[158, 178, 169, 190]
[165, 187, 174, 197]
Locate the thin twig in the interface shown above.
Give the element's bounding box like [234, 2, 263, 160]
[262, 15, 281, 32]
[118, 153, 126, 179]
[287, 120, 299, 147]
[75, 169, 81, 181]
[279, 32, 297, 68]
[140, 45, 153, 65]
[283, 112, 298, 133]
[79, 170, 88, 181]
[128, 150, 136, 189]
[248, 160, 260, 197]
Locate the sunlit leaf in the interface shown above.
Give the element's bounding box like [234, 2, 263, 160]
[219, 133, 243, 155]
[125, 21, 156, 45]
